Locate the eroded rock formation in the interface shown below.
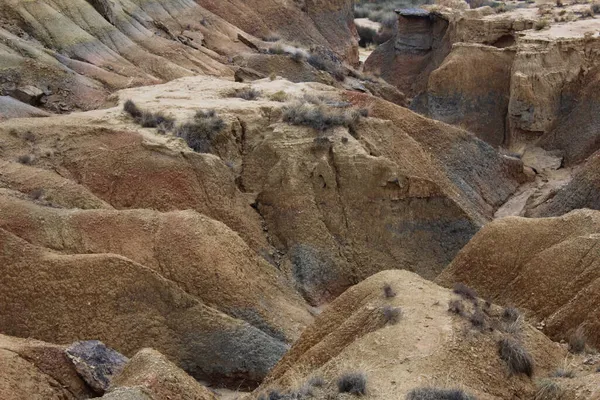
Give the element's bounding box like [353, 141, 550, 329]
[365, 6, 600, 159]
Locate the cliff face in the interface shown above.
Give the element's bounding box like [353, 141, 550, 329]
[364, 10, 452, 98]
[364, 7, 600, 159]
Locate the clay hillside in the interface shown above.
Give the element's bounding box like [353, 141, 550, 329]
[2, 0, 600, 398]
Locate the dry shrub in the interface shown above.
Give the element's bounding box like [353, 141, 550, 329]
[382, 305, 403, 325]
[269, 91, 288, 102]
[448, 299, 465, 315]
[453, 283, 477, 301]
[337, 372, 367, 395]
[534, 379, 563, 400]
[406, 387, 476, 400]
[383, 283, 397, 298]
[498, 338, 534, 377]
[175, 110, 225, 153]
[568, 326, 587, 354]
[228, 87, 261, 101]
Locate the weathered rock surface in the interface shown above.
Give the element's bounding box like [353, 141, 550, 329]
[258, 270, 565, 399]
[437, 209, 600, 349]
[0, 0, 357, 112]
[526, 151, 600, 217]
[0, 96, 51, 120]
[0, 334, 221, 400]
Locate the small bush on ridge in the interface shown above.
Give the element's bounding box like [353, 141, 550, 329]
[382, 305, 402, 325]
[498, 338, 534, 377]
[337, 371, 367, 395]
[175, 110, 225, 153]
[383, 283, 396, 298]
[406, 387, 476, 400]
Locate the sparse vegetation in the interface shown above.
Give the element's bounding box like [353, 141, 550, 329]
[383, 283, 397, 298]
[498, 338, 534, 377]
[568, 326, 587, 353]
[269, 91, 289, 102]
[17, 154, 34, 165]
[23, 131, 36, 142]
[453, 283, 477, 301]
[123, 99, 142, 119]
[175, 110, 225, 153]
[228, 87, 261, 101]
[502, 316, 524, 335]
[469, 308, 486, 329]
[534, 379, 563, 400]
[448, 299, 465, 315]
[312, 136, 331, 149]
[382, 305, 403, 325]
[123, 99, 175, 130]
[29, 188, 44, 200]
[357, 25, 377, 47]
[406, 387, 476, 400]
[534, 19, 550, 30]
[581, 6, 594, 18]
[259, 376, 326, 400]
[553, 368, 575, 378]
[308, 376, 325, 387]
[282, 102, 364, 134]
[139, 110, 175, 130]
[337, 372, 367, 395]
[262, 33, 281, 42]
[307, 54, 345, 81]
[268, 43, 287, 55]
[290, 51, 305, 63]
[502, 307, 521, 322]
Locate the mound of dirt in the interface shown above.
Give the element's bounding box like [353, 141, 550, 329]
[106, 348, 217, 400]
[0, 96, 51, 119]
[0, 193, 312, 343]
[437, 209, 600, 349]
[257, 270, 565, 399]
[0, 228, 287, 388]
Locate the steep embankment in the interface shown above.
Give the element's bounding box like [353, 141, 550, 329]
[437, 209, 600, 349]
[365, 6, 600, 162]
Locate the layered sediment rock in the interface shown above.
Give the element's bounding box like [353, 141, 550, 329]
[365, 6, 600, 158]
[0, 0, 357, 112]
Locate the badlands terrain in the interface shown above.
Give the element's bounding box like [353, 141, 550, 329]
[1, 0, 600, 398]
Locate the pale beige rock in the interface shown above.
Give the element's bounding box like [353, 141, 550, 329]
[258, 270, 565, 400]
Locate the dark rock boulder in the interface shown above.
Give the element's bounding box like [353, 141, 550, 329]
[65, 340, 129, 394]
